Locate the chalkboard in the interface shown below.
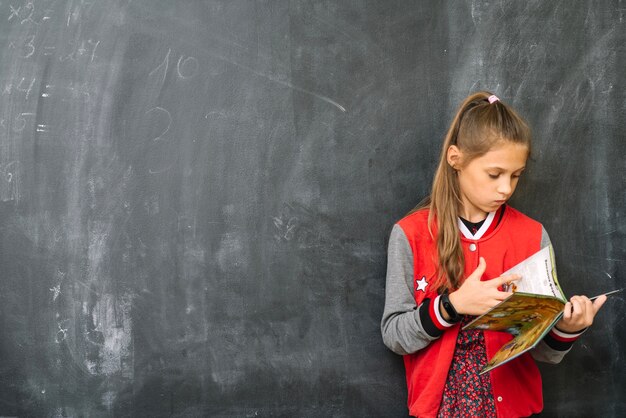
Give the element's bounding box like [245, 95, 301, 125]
[0, 1, 624, 417]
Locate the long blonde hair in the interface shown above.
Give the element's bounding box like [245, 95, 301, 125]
[413, 91, 531, 292]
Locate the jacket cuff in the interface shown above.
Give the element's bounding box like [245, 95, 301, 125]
[418, 296, 456, 338]
[543, 326, 586, 351]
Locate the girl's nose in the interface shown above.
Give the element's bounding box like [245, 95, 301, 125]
[498, 179, 513, 196]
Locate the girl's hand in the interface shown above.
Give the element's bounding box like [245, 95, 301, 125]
[447, 257, 520, 316]
[555, 295, 607, 333]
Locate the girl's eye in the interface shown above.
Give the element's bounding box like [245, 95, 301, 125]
[488, 174, 500, 179]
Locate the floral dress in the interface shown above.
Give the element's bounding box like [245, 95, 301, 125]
[438, 316, 497, 417]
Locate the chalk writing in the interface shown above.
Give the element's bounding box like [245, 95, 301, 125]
[55, 321, 69, 343]
[177, 55, 199, 79]
[15, 76, 35, 99]
[10, 34, 36, 59]
[0, 161, 19, 185]
[13, 112, 34, 132]
[42, 45, 55, 56]
[2, 76, 36, 99]
[67, 80, 92, 101]
[273, 214, 299, 241]
[145, 106, 171, 141]
[7, 1, 50, 25]
[8, 4, 21, 21]
[41, 83, 53, 97]
[149, 48, 170, 86]
[50, 284, 61, 301]
[20, 2, 34, 25]
[59, 38, 100, 63]
[151, 48, 199, 81]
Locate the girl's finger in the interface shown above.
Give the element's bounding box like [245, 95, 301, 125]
[569, 297, 579, 317]
[467, 257, 487, 281]
[562, 301, 572, 320]
[577, 297, 592, 324]
[581, 296, 596, 324]
[569, 296, 584, 318]
[495, 273, 521, 289]
[592, 295, 607, 314]
[493, 290, 511, 301]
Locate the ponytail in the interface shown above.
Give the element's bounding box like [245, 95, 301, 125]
[411, 91, 531, 292]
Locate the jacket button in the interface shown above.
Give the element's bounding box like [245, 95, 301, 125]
[469, 243, 477, 252]
[497, 396, 503, 402]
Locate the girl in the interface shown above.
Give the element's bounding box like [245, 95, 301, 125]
[380, 91, 606, 418]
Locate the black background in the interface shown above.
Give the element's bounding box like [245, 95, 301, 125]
[0, 1, 624, 417]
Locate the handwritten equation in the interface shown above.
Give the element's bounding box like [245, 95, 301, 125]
[6, 1, 101, 62]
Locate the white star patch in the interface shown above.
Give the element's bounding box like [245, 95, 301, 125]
[415, 276, 428, 292]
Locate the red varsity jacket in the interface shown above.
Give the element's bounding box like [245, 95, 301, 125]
[397, 207, 546, 418]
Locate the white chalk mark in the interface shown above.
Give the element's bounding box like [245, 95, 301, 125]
[204, 110, 228, 119]
[81, 295, 133, 377]
[20, 2, 35, 25]
[148, 164, 174, 175]
[56, 322, 68, 343]
[0, 161, 18, 185]
[42, 9, 54, 21]
[149, 48, 171, 87]
[20, 35, 36, 59]
[89, 39, 100, 63]
[50, 284, 61, 301]
[177, 55, 199, 79]
[102, 391, 117, 411]
[66, 0, 80, 27]
[144, 106, 171, 141]
[8, 5, 20, 21]
[16, 77, 35, 100]
[206, 51, 347, 112]
[273, 215, 298, 241]
[72, 278, 103, 296]
[282, 80, 347, 112]
[77, 41, 87, 56]
[14, 112, 34, 132]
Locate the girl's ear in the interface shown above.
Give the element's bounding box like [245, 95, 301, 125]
[447, 145, 462, 170]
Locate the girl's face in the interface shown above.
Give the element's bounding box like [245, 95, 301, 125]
[447, 141, 529, 222]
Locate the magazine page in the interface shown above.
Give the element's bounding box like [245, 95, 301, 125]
[502, 245, 565, 300]
[463, 293, 566, 374]
[463, 292, 565, 333]
[480, 308, 563, 374]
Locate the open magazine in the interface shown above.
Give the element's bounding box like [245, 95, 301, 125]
[463, 245, 621, 374]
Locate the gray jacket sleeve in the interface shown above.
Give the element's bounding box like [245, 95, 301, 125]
[380, 224, 441, 355]
[531, 226, 584, 364]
